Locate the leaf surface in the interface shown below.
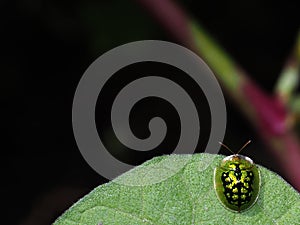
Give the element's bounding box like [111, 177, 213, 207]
[54, 154, 300, 225]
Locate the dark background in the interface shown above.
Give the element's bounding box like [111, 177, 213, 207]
[1, 0, 299, 224]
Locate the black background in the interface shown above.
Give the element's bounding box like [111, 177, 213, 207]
[1, 0, 299, 224]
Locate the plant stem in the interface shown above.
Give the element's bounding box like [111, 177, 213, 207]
[275, 31, 300, 106]
[137, 0, 300, 191]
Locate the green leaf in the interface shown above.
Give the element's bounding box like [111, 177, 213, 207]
[54, 154, 300, 225]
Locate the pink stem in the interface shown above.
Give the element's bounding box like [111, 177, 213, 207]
[136, 0, 300, 191]
[137, 0, 193, 47]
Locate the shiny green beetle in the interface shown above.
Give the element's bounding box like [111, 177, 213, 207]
[214, 141, 261, 212]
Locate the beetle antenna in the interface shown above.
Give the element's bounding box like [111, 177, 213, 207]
[236, 140, 251, 155]
[218, 141, 235, 154]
